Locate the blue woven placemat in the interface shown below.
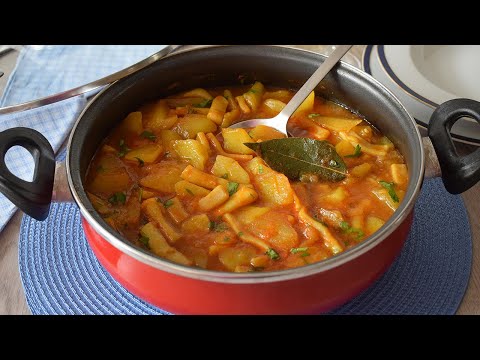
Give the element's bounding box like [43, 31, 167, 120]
[18, 177, 472, 315]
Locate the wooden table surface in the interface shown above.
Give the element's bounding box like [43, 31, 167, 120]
[0, 45, 479, 315]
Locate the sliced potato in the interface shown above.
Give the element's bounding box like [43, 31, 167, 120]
[243, 81, 265, 112]
[165, 197, 189, 224]
[312, 116, 363, 132]
[351, 163, 372, 178]
[174, 180, 210, 197]
[248, 125, 286, 142]
[140, 222, 192, 265]
[198, 185, 230, 212]
[141, 198, 182, 243]
[124, 144, 163, 164]
[263, 98, 286, 113]
[172, 139, 209, 170]
[160, 129, 182, 155]
[173, 115, 217, 139]
[214, 185, 258, 216]
[140, 161, 185, 193]
[321, 187, 349, 204]
[293, 91, 314, 115]
[211, 155, 250, 184]
[181, 88, 213, 100]
[142, 100, 177, 130]
[246, 157, 294, 206]
[181, 214, 211, 234]
[119, 111, 143, 135]
[391, 164, 408, 186]
[222, 128, 256, 155]
[181, 165, 228, 190]
[207, 96, 229, 125]
[365, 216, 385, 235]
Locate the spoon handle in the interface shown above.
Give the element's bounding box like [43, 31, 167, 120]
[276, 45, 353, 122]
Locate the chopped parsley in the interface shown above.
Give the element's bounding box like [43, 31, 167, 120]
[248, 89, 259, 94]
[185, 188, 194, 196]
[258, 165, 264, 174]
[265, 248, 280, 260]
[290, 247, 310, 257]
[196, 99, 213, 108]
[339, 221, 364, 240]
[237, 231, 244, 237]
[209, 221, 229, 232]
[345, 144, 362, 158]
[135, 157, 145, 167]
[163, 199, 174, 208]
[117, 139, 130, 158]
[379, 181, 399, 202]
[227, 182, 239, 196]
[221, 173, 229, 179]
[307, 113, 321, 118]
[108, 192, 126, 205]
[140, 131, 157, 141]
[139, 235, 150, 249]
[157, 198, 174, 208]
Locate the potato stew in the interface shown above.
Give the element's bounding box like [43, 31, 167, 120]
[86, 82, 408, 272]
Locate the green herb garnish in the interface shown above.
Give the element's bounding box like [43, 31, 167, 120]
[135, 157, 145, 167]
[345, 144, 362, 158]
[290, 247, 310, 257]
[265, 248, 280, 260]
[258, 165, 264, 174]
[185, 188, 194, 196]
[163, 199, 174, 208]
[227, 182, 239, 196]
[117, 139, 130, 158]
[108, 192, 126, 205]
[248, 89, 259, 94]
[308, 113, 321, 118]
[141, 131, 157, 141]
[221, 173, 229, 179]
[290, 247, 308, 254]
[209, 221, 229, 232]
[339, 221, 364, 240]
[379, 181, 399, 202]
[237, 231, 244, 237]
[196, 99, 213, 108]
[139, 235, 150, 249]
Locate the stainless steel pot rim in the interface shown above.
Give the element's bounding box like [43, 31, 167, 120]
[66, 45, 425, 284]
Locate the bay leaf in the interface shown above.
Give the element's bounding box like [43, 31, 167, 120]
[244, 138, 347, 182]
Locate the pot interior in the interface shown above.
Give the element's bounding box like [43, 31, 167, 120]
[68, 45, 423, 277]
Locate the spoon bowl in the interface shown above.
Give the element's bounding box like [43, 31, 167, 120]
[229, 45, 353, 136]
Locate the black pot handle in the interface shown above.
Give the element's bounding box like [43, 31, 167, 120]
[0, 127, 55, 220]
[428, 98, 480, 194]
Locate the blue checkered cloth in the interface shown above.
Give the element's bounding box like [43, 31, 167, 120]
[0, 45, 168, 232]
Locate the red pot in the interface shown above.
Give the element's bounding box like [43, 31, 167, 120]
[1, 45, 479, 314]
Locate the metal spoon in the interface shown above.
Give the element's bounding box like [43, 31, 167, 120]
[229, 45, 353, 136]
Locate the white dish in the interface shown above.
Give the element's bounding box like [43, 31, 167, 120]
[380, 45, 480, 106]
[362, 45, 480, 145]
